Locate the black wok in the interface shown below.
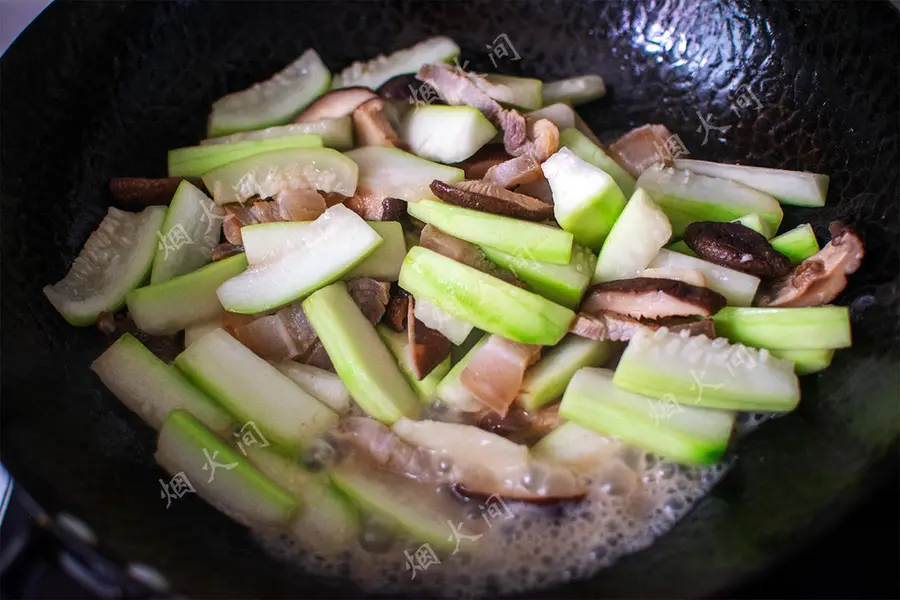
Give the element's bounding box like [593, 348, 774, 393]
[1, 1, 898, 597]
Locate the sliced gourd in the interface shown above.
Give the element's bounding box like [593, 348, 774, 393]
[531, 422, 618, 474]
[217, 205, 381, 314]
[243, 447, 359, 551]
[377, 324, 452, 401]
[637, 165, 783, 236]
[413, 296, 475, 345]
[400, 247, 575, 346]
[302, 282, 421, 424]
[407, 199, 574, 265]
[542, 147, 627, 250]
[207, 49, 331, 137]
[92, 333, 233, 435]
[560, 367, 735, 465]
[481, 243, 596, 309]
[127, 254, 248, 335]
[201, 147, 358, 205]
[44, 206, 166, 326]
[541, 75, 606, 106]
[613, 328, 800, 412]
[150, 181, 223, 284]
[201, 116, 354, 151]
[592, 188, 672, 283]
[156, 410, 297, 528]
[331, 36, 460, 90]
[273, 361, 353, 414]
[480, 74, 543, 110]
[168, 134, 323, 177]
[648, 249, 760, 306]
[732, 213, 774, 239]
[712, 306, 852, 350]
[344, 146, 464, 202]
[174, 329, 338, 453]
[770, 224, 820, 264]
[328, 457, 459, 550]
[673, 159, 829, 207]
[559, 128, 636, 197]
[516, 335, 614, 411]
[768, 348, 836, 375]
[241, 220, 405, 281]
[401, 105, 497, 164]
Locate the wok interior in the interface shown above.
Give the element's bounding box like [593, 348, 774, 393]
[1, 1, 897, 597]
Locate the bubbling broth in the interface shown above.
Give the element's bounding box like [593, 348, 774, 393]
[256, 434, 731, 597]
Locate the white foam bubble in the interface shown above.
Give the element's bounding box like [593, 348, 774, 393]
[255, 444, 732, 597]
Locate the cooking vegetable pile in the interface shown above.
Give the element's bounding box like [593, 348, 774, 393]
[44, 36, 864, 556]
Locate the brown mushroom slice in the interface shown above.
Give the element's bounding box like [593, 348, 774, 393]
[346, 277, 391, 325]
[757, 221, 864, 308]
[483, 154, 544, 188]
[352, 97, 404, 148]
[652, 316, 717, 338]
[109, 177, 203, 206]
[293, 87, 378, 123]
[684, 221, 792, 278]
[376, 73, 436, 101]
[607, 124, 673, 177]
[582, 277, 727, 320]
[211, 243, 244, 262]
[429, 179, 552, 221]
[514, 176, 554, 204]
[459, 335, 542, 416]
[383, 285, 410, 332]
[344, 191, 406, 221]
[407, 298, 453, 379]
[568, 311, 648, 342]
[453, 143, 512, 179]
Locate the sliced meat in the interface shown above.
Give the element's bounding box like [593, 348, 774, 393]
[321, 191, 349, 207]
[352, 97, 404, 148]
[222, 204, 255, 244]
[568, 311, 648, 342]
[460, 335, 542, 416]
[607, 124, 673, 177]
[419, 224, 519, 284]
[335, 417, 447, 482]
[453, 144, 512, 179]
[415, 64, 536, 158]
[526, 118, 560, 163]
[275, 303, 321, 359]
[302, 340, 335, 372]
[483, 154, 544, 188]
[293, 87, 378, 123]
[684, 221, 792, 278]
[478, 403, 562, 446]
[384, 285, 411, 332]
[232, 315, 301, 361]
[109, 177, 203, 206]
[757, 221, 864, 308]
[582, 277, 727, 320]
[273, 187, 327, 221]
[346, 277, 391, 325]
[407, 299, 453, 379]
[345, 192, 406, 221]
[211, 243, 244, 261]
[429, 179, 552, 221]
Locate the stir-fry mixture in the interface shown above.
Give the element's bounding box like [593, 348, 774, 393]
[44, 37, 864, 595]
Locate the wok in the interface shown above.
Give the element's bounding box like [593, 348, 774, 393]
[1, 1, 897, 597]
